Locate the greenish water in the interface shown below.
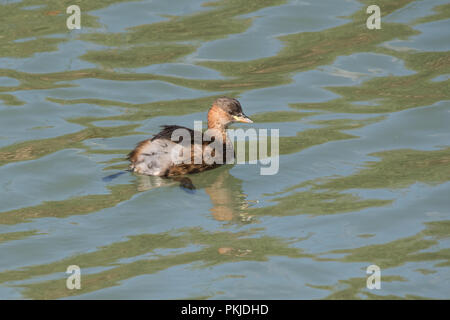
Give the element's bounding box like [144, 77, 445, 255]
[0, 0, 449, 299]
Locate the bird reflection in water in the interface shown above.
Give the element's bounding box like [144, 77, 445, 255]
[133, 165, 255, 223]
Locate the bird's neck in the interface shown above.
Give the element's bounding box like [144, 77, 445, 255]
[207, 106, 229, 138]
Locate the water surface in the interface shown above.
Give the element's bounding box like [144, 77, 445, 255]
[0, 0, 449, 299]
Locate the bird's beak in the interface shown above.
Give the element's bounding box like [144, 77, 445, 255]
[233, 114, 253, 123]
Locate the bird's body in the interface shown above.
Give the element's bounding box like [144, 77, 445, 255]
[128, 98, 252, 177]
[128, 125, 229, 176]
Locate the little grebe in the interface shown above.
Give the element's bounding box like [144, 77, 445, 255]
[128, 97, 253, 176]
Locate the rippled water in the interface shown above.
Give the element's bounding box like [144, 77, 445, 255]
[0, 0, 449, 299]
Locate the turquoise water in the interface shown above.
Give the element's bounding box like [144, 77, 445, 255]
[0, 0, 449, 299]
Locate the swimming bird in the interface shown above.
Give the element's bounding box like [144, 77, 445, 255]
[127, 97, 253, 177]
